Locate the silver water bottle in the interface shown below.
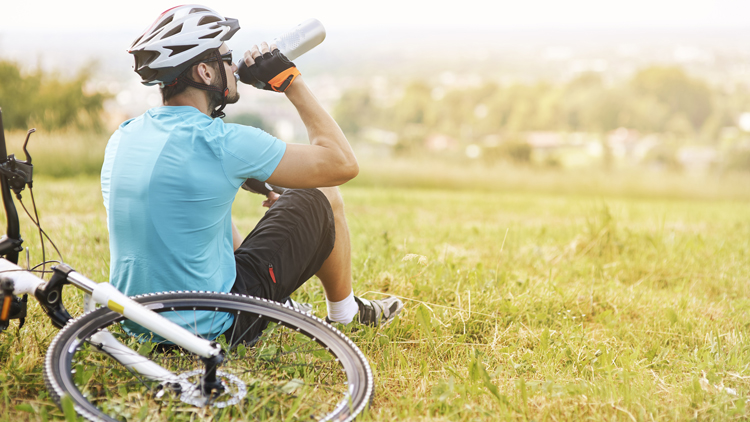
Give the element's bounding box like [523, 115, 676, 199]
[234, 19, 325, 84]
[272, 18, 326, 61]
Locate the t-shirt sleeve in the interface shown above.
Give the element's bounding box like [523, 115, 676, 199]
[220, 124, 287, 187]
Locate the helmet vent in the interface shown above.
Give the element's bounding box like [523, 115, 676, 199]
[130, 35, 143, 49]
[189, 7, 211, 14]
[198, 15, 221, 26]
[163, 23, 184, 39]
[152, 16, 174, 33]
[199, 31, 222, 40]
[140, 29, 162, 45]
[166, 44, 198, 57]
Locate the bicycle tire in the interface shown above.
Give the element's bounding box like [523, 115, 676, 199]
[44, 291, 373, 422]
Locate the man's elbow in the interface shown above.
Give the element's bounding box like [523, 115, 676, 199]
[342, 159, 359, 182]
[323, 156, 358, 186]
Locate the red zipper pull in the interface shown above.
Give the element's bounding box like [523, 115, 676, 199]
[268, 264, 277, 283]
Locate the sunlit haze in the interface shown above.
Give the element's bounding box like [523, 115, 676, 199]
[3, 0, 750, 31]
[2, 0, 750, 145]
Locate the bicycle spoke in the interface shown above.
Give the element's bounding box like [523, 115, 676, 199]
[170, 308, 201, 338]
[228, 313, 264, 350]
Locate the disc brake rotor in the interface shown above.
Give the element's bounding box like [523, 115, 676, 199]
[173, 369, 248, 408]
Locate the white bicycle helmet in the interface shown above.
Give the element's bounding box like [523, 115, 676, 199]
[128, 4, 240, 86]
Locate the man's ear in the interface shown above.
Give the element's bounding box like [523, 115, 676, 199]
[193, 63, 213, 85]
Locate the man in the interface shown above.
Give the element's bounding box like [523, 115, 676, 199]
[101, 5, 403, 341]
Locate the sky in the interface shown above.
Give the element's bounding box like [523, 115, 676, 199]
[2, 0, 750, 32]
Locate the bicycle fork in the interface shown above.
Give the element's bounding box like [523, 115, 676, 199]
[1, 258, 227, 400]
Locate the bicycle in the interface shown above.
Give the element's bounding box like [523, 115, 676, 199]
[0, 108, 374, 421]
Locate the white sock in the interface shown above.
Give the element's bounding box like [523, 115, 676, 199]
[326, 291, 358, 324]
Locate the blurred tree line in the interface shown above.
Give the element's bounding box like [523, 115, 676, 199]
[0, 60, 109, 131]
[334, 66, 750, 168]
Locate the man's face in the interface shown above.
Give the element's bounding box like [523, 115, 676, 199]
[216, 43, 239, 104]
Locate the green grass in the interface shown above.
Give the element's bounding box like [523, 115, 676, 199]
[2, 129, 109, 178]
[0, 169, 749, 420]
[349, 156, 750, 201]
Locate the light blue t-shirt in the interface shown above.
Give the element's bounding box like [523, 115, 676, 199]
[101, 106, 286, 339]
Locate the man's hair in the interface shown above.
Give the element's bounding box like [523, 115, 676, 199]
[160, 49, 222, 104]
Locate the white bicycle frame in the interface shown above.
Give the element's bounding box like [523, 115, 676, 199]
[0, 258, 222, 384]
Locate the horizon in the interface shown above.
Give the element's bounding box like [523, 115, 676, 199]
[3, 3, 750, 127]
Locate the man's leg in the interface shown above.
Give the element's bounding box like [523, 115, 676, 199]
[230, 188, 336, 342]
[314, 187, 404, 326]
[314, 187, 352, 302]
[233, 187, 403, 329]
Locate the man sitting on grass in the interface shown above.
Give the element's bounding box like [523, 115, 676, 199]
[101, 4, 403, 341]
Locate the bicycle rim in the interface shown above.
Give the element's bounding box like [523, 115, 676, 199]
[44, 291, 373, 422]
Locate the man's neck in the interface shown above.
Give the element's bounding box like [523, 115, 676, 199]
[163, 89, 211, 116]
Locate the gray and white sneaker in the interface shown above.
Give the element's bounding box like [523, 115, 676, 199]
[326, 296, 404, 327]
[284, 297, 313, 314]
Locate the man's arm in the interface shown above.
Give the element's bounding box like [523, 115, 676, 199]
[265, 76, 358, 188]
[242, 44, 358, 188]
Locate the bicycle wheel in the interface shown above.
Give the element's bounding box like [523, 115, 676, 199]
[44, 291, 373, 422]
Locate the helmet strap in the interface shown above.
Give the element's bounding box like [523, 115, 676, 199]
[177, 50, 229, 118]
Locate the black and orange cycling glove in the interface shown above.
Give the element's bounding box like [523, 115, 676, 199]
[237, 49, 300, 92]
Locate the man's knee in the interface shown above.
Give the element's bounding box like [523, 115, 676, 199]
[316, 187, 344, 214]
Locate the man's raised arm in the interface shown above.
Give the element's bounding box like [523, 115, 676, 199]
[241, 43, 358, 188]
[266, 76, 358, 188]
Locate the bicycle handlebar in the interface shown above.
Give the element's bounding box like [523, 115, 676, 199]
[0, 109, 23, 264]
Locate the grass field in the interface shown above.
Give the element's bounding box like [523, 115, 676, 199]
[0, 166, 749, 420]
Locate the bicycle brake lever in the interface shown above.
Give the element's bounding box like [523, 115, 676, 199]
[0, 154, 33, 195]
[22, 129, 34, 165]
[0, 129, 35, 195]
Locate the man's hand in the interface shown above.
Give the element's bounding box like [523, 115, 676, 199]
[241, 179, 284, 207]
[262, 191, 280, 208]
[238, 42, 299, 92]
